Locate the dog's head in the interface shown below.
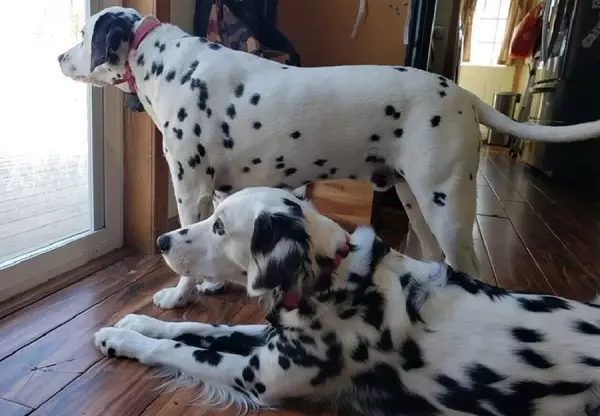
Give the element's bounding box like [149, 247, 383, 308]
[158, 187, 349, 301]
[57, 6, 142, 91]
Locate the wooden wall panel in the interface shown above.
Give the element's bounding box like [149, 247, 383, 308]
[122, 0, 171, 253]
[277, 0, 408, 67]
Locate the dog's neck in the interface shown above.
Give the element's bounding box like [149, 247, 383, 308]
[125, 22, 193, 123]
[264, 225, 448, 331]
[113, 16, 162, 93]
[273, 210, 355, 308]
[278, 234, 353, 309]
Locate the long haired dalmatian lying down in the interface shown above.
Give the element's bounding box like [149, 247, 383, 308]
[59, 7, 600, 310]
[95, 187, 600, 416]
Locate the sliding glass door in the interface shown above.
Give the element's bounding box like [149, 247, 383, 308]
[0, 0, 124, 302]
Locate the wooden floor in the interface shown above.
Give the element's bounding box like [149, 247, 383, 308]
[0, 146, 599, 416]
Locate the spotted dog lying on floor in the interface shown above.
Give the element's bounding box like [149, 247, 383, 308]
[95, 187, 600, 416]
[59, 7, 600, 309]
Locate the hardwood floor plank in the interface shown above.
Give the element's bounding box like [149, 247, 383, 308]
[31, 300, 257, 416]
[478, 216, 553, 293]
[489, 153, 600, 238]
[502, 201, 598, 300]
[473, 219, 497, 286]
[486, 152, 557, 204]
[0, 398, 32, 416]
[309, 180, 373, 228]
[0, 248, 132, 320]
[486, 152, 566, 214]
[0, 266, 177, 408]
[479, 150, 526, 202]
[476, 184, 506, 218]
[489, 156, 600, 278]
[141, 387, 315, 416]
[476, 171, 488, 186]
[488, 151, 600, 229]
[0, 254, 162, 362]
[491, 151, 600, 215]
[31, 359, 162, 416]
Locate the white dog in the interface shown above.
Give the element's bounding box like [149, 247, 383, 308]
[59, 7, 600, 309]
[95, 186, 600, 416]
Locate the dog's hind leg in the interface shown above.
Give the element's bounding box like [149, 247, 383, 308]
[394, 183, 444, 262]
[404, 162, 479, 277]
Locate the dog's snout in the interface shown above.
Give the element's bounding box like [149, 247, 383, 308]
[157, 234, 172, 253]
[58, 53, 65, 62]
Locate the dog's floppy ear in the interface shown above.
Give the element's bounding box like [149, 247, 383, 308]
[247, 205, 311, 297]
[90, 12, 134, 72]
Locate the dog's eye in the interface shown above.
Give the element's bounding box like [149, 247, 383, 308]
[212, 218, 225, 236]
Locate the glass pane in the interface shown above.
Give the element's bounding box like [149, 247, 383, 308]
[479, 0, 503, 19]
[495, 19, 508, 44]
[0, 1, 91, 265]
[499, 0, 511, 18]
[474, 18, 499, 43]
[471, 42, 495, 66]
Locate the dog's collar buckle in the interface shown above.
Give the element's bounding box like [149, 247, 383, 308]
[114, 16, 162, 93]
[281, 234, 352, 309]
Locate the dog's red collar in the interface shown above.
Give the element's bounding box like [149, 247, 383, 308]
[113, 16, 161, 93]
[281, 234, 352, 309]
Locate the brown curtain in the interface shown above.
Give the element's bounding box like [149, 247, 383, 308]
[460, 0, 478, 62]
[497, 0, 539, 65]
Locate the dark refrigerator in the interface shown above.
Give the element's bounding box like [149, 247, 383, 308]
[520, 0, 600, 182]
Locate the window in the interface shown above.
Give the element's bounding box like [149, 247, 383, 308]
[0, 0, 124, 302]
[469, 0, 511, 65]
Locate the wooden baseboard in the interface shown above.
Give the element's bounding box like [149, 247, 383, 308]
[0, 248, 132, 320]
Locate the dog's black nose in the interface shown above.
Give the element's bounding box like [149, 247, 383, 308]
[58, 53, 65, 62]
[157, 234, 172, 252]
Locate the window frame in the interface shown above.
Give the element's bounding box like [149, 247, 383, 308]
[466, 0, 512, 66]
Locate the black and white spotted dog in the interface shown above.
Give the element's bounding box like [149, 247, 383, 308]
[95, 186, 600, 416]
[59, 7, 600, 310]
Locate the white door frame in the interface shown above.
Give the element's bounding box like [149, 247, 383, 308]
[0, 0, 125, 303]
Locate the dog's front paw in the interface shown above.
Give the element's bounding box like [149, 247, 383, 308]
[196, 280, 226, 295]
[114, 314, 169, 338]
[153, 286, 194, 309]
[94, 327, 159, 364]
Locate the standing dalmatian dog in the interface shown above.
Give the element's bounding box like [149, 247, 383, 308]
[59, 7, 600, 309]
[95, 187, 600, 416]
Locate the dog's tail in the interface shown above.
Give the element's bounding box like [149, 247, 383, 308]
[470, 91, 600, 142]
